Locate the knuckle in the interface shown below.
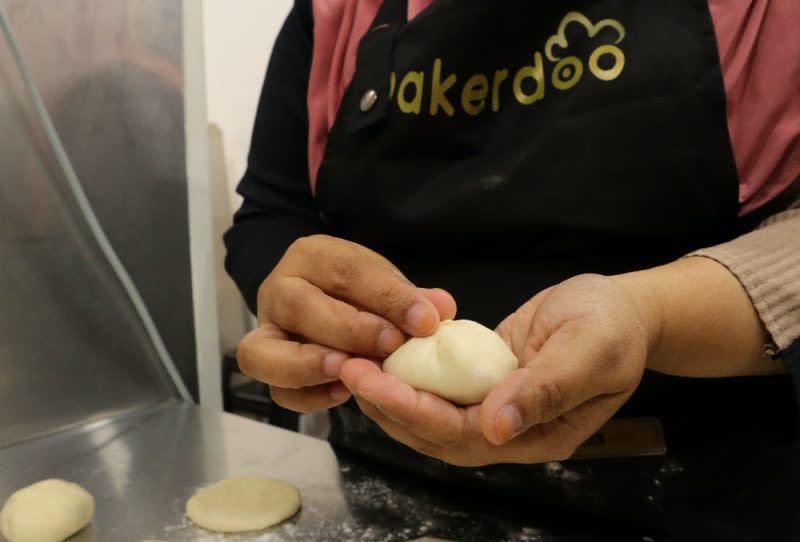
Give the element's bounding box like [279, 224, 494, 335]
[256, 275, 275, 311]
[272, 279, 307, 329]
[270, 343, 317, 389]
[236, 331, 317, 388]
[604, 350, 626, 375]
[235, 332, 259, 377]
[590, 324, 618, 350]
[429, 414, 467, 449]
[288, 235, 316, 256]
[340, 310, 375, 353]
[290, 234, 336, 264]
[535, 380, 564, 422]
[295, 341, 321, 364]
[375, 281, 411, 315]
[328, 251, 361, 295]
[288, 343, 322, 383]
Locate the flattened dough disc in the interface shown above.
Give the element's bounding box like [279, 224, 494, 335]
[186, 476, 300, 533]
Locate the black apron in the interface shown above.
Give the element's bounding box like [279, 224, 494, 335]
[314, 1, 798, 538]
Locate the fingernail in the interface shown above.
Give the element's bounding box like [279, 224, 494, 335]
[323, 352, 346, 378]
[330, 384, 350, 402]
[406, 302, 436, 334]
[497, 404, 523, 442]
[377, 327, 404, 356]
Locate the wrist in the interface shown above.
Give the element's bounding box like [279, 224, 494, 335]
[611, 270, 664, 368]
[612, 258, 780, 377]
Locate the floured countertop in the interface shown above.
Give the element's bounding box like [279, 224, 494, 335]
[0, 401, 651, 542]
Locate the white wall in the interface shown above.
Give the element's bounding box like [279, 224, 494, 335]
[199, 0, 293, 366]
[202, 0, 293, 204]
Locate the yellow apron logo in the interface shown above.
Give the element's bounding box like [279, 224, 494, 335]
[389, 11, 627, 117]
[545, 12, 626, 87]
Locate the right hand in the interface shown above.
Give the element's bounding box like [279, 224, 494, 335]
[237, 234, 457, 413]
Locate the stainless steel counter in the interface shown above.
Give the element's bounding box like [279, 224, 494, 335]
[0, 402, 569, 542]
[6, 399, 795, 541]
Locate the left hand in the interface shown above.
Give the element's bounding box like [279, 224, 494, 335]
[339, 274, 652, 467]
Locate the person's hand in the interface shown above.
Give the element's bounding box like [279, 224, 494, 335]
[236, 235, 457, 413]
[339, 274, 651, 466]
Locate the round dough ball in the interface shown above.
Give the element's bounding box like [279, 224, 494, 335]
[186, 476, 300, 533]
[1, 479, 94, 542]
[383, 319, 519, 405]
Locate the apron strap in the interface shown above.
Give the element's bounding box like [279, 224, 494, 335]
[338, 0, 408, 134]
[373, 0, 409, 27]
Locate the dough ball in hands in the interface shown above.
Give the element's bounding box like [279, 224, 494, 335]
[0, 479, 94, 542]
[186, 476, 300, 533]
[383, 320, 519, 405]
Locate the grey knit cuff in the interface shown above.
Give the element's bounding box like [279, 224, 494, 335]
[686, 208, 800, 352]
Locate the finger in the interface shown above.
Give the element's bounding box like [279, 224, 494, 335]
[358, 384, 628, 466]
[364, 395, 619, 466]
[495, 290, 550, 355]
[421, 288, 458, 321]
[480, 324, 624, 445]
[495, 311, 528, 355]
[352, 245, 457, 322]
[340, 358, 475, 447]
[353, 396, 446, 459]
[283, 236, 441, 336]
[500, 393, 632, 463]
[262, 276, 405, 357]
[237, 326, 349, 388]
[355, 396, 545, 467]
[269, 382, 351, 413]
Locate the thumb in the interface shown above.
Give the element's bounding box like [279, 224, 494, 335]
[479, 325, 611, 446]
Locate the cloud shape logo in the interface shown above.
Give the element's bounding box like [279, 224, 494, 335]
[545, 12, 626, 62]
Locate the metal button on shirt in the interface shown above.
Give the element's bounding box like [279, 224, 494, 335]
[360, 90, 378, 112]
